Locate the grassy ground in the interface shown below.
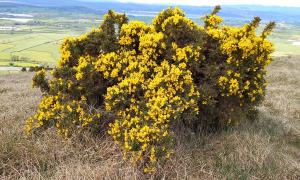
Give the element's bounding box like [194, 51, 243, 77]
[0, 56, 299, 179]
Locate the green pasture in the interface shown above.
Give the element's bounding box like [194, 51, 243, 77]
[269, 26, 300, 55]
[0, 61, 38, 67]
[0, 20, 299, 68]
[0, 6, 101, 69]
[0, 70, 20, 75]
[0, 18, 91, 65]
[0, 28, 81, 67]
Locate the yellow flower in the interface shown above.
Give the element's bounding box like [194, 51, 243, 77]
[229, 78, 239, 95]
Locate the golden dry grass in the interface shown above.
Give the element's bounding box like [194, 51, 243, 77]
[0, 56, 299, 179]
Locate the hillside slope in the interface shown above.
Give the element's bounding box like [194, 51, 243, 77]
[0, 56, 299, 179]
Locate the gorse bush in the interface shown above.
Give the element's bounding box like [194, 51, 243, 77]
[25, 6, 275, 172]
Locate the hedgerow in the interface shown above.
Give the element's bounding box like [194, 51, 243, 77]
[25, 6, 275, 172]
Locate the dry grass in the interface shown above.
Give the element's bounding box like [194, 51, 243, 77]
[0, 56, 299, 179]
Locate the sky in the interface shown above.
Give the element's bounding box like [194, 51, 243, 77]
[115, 0, 300, 7]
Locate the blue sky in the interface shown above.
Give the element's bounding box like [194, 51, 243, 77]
[103, 0, 300, 7]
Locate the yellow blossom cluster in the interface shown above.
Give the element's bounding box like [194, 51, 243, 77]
[211, 17, 275, 105]
[152, 7, 185, 32]
[119, 21, 151, 49]
[199, 7, 275, 126]
[32, 69, 49, 93]
[25, 95, 99, 136]
[106, 59, 199, 171]
[26, 6, 275, 173]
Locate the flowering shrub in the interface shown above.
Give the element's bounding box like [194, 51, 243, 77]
[25, 6, 275, 172]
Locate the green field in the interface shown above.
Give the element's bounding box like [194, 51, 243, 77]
[0, 10, 300, 68]
[1, 26, 299, 68]
[0, 27, 85, 67]
[270, 24, 300, 56]
[0, 8, 100, 68]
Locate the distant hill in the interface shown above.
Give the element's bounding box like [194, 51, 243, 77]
[2, 0, 300, 24]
